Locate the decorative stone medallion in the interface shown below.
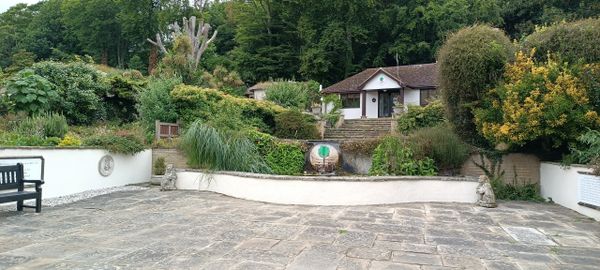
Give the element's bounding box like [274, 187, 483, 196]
[309, 144, 339, 173]
[98, 155, 114, 177]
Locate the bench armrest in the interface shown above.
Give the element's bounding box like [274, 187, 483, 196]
[23, 179, 45, 186]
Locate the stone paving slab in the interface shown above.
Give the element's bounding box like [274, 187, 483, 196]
[0, 188, 599, 269]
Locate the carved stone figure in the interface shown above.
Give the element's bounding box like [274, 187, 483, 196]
[476, 175, 497, 208]
[160, 164, 177, 191]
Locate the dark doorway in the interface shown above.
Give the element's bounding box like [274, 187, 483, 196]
[378, 91, 394, 118]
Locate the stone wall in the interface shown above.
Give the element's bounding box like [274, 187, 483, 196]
[152, 148, 189, 174]
[461, 153, 540, 185]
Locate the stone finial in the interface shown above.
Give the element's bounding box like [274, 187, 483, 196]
[160, 164, 177, 191]
[476, 175, 497, 208]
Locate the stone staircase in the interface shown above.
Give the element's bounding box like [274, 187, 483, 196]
[324, 118, 393, 140]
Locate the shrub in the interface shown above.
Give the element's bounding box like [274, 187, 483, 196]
[340, 138, 381, 156]
[266, 81, 310, 110]
[201, 65, 245, 96]
[491, 178, 544, 202]
[104, 74, 146, 123]
[567, 129, 600, 176]
[16, 113, 68, 138]
[474, 51, 600, 153]
[246, 129, 276, 156]
[522, 18, 600, 64]
[397, 101, 445, 134]
[58, 133, 82, 147]
[0, 131, 60, 147]
[274, 110, 319, 139]
[438, 25, 514, 146]
[153, 157, 167, 175]
[369, 136, 437, 176]
[265, 142, 305, 175]
[171, 84, 285, 133]
[83, 134, 146, 155]
[181, 121, 269, 173]
[6, 69, 56, 115]
[407, 124, 471, 175]
[137, 78, 181, 132]
[30, 61, 109, 125]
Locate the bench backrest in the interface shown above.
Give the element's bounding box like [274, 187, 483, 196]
[0, 163, 24, 191]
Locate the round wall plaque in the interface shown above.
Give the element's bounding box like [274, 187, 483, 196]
[98, 155, 114, 177]
[372, 98, 377, 102]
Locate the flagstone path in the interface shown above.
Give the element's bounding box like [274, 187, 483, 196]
[1, 188, 599, 269]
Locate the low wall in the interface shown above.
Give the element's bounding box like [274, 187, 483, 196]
[0, 148, 151, 199]
[176, 170, 478, 206]
[540, 162, 599, 221]
[461, 153, 540, 185]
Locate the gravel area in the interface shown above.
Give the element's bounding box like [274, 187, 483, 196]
[0, 185, 149, 210]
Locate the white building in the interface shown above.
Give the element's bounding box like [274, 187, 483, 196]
[322, 63, 438, 119]
[245, 82, 274, 100]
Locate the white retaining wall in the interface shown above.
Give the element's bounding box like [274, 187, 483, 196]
[540, 162, 600, 221]
[0, 148, 152, 199]
[176, 171, 479, 206]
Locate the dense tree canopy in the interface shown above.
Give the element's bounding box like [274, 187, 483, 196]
[0, 0, 598, 85]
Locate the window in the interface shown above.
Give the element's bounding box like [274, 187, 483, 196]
[420, 89, 438, 106]
[341, 93, 360, 108]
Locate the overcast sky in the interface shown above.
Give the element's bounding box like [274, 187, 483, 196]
[0, 0, 41, 13]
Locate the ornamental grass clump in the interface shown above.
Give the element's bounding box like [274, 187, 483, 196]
[181, 121, 270, 173]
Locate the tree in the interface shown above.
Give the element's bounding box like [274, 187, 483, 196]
[201, 65, 244, 95]
[437, 25, 514, 146]
[147, 16, 218, 70]
[61, 0, 124, 66]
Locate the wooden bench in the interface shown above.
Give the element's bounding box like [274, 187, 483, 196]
[0, 163, 44, 213]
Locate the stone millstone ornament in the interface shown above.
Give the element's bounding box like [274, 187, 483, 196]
[98, 155, 114, 177]
[309, 144, 339, 174]
[476, 175, 497, 208]
[160, 164, 177, 191]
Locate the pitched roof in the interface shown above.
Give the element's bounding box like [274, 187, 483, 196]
[245, 81, 276, 96]
[322, 63, 438, 93]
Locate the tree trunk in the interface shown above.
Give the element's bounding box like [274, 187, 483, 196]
[101, 50, 108, 66]
[149, 46, 158, 74]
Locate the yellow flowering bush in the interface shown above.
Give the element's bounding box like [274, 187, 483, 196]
[474, 50, 600, 149]
[58, 133, 82, 147]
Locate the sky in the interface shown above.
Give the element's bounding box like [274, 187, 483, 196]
[0, 0, 41, 13]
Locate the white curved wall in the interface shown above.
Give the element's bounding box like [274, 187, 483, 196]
[0, 148, 151, 199]
[176, 171, 478, 206]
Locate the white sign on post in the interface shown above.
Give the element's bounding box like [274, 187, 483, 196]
[0, 157, 44, 180]
[579, 172, 600, 209]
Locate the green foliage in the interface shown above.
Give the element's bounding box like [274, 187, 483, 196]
[274, 110, 319, 140]
[171, 84, 285, 134]
[369, 136, 437, 176]
[245, 129, 276, 156]
[265, 142, 306, 175]
[201, 65, 245, 96]
[322, 94, 342, 127]
[137, 78, 180, 133]
[104, 74, 145, 122]
[6, 69, 55, 115]
[30, 61, 108, 125]
[155, 35, 202, 85]
[407, 124, 471, 175]
[83, 134, 145, 155]
[37, 113, 69, 138]
[0, 131, 61, 147]
[128, 55, 146, 74]
[491, 178, 544, 202]
[522, 18, 600, 64]
[397, 101, 445, 134]
[5, 50, 36, 73]
[340, 139, 382, 156]
[181, 121, 269, 173]
[438, 25, 514, 146]
[153, 157, 166, 175]
[265, 81, 321, 111]
[568, 129, 600, 175]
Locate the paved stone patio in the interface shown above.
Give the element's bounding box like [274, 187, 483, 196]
[1, 188, 600, 270]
